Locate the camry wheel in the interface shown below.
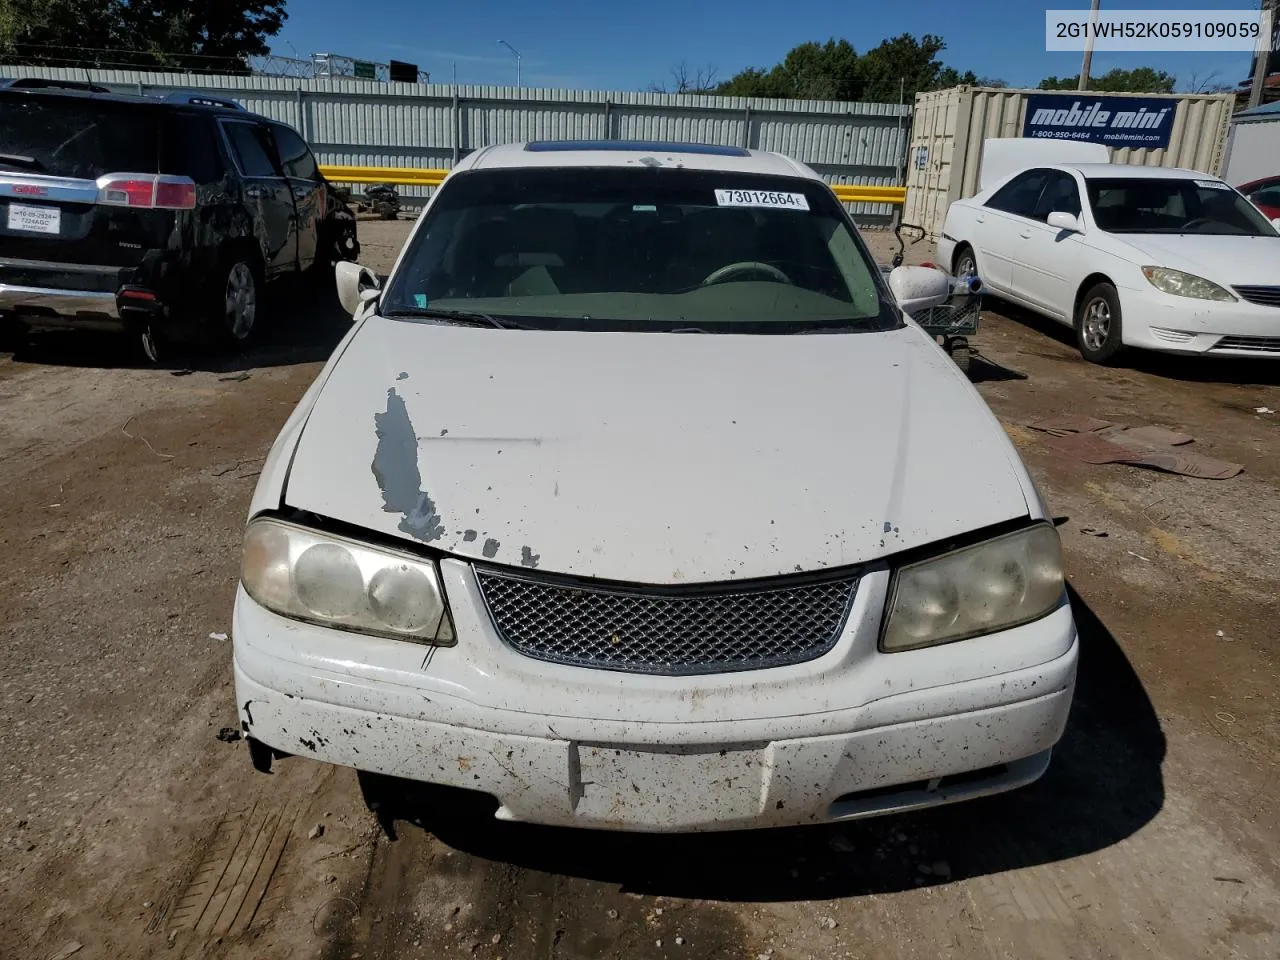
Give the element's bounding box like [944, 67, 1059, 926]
[1074, 281, 1125, 364]
[953, 245, 977, 279]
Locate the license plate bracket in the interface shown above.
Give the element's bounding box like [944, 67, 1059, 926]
[573, 743, 768, 827]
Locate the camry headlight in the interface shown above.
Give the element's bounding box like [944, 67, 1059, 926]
[241, 518, 455, 644]
[881, 524, 1064, 652]
[1141, 267, 1235, 302]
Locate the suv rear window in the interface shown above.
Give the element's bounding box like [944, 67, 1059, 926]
[0, 93, 159, 179]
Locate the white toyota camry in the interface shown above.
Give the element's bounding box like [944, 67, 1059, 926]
[232, 140, 1077, 833]
[938, 162, 1280, 363]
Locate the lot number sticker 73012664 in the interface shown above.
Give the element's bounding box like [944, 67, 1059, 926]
[714, 189, 810, 211]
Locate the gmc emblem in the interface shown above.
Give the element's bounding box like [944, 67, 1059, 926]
[12, 184, 48, 196]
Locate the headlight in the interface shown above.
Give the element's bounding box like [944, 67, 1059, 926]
[881, 524, 1064, 652]
[241, 518, 455, 644]
[1141, 267, 1235, 302]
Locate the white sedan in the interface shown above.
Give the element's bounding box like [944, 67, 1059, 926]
[938, 163, 1280, 363]
[232, 140, 1076, 833]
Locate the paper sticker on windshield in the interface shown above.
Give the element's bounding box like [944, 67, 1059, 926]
[715, 189, 809, 211]
[1195, 179, 1231, 190]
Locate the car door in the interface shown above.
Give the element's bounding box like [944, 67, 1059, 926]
[1012, 170, 1085, 321]
[268, 123, 324, 271]
[974, 169, 1051, 297]
[219, 118, 297, 277]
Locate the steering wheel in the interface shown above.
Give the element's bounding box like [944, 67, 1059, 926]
[1181, 217, 1213, 231]
[701, 261, 792, 286]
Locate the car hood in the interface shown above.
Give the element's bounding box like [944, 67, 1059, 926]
[1114, 233, 1280, 285]
[282, 316, 1029, 584]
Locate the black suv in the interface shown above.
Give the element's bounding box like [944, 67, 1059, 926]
[0, 85, 358, 358]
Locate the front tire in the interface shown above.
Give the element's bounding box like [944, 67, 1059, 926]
[953, 244, 977, 279]
[1074, 282, 1125, 364]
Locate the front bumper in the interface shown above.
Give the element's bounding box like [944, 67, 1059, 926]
[232, 559, 1078, 832]
[1123, 286, 1280, 356]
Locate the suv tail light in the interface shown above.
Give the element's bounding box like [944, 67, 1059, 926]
[95, 173, 197, 210]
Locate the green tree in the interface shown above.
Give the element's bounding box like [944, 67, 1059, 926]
[860, 33, 969, 102]
[1038, 66, 1176, 93]
[711, 33, 978, 103]
[0, 0, 287, 72]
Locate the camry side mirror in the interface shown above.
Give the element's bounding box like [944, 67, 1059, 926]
[1047, 211, 1082, 233]
[888, 265, 952, 315]
[335, 260, 380, 318]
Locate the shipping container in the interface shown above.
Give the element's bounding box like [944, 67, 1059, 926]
[1222, 102, 1280, 186]
[904, 86, 1236, 239]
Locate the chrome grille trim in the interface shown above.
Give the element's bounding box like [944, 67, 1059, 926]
[475, 567, 859, 676]
[1212, 335, 1280, 353]
[1232, 285, 1280, 307]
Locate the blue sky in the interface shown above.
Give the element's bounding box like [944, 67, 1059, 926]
[275, 0, 1261, 91]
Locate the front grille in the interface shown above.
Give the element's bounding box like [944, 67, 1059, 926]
[475, 568, 859, 675]
[1212, 335, 1280, 353]
[1232, 285, 1280, 307]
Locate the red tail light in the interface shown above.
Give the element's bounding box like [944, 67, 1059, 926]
[95, 174, 197, 210]
[155, 178, 197, 210]
[97, 176, 156, 207]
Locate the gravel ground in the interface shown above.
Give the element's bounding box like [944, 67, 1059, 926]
[1, 218, 1277, 960]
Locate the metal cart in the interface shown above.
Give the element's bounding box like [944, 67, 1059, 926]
[883, 221, 982, 375]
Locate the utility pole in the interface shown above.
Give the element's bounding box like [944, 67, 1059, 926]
[1249, 0, 1276, 108]
[498, 40, 522, 89]
[1078, 0, 1101, 91]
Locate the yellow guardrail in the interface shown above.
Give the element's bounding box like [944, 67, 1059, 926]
[318, 165, 906, 205]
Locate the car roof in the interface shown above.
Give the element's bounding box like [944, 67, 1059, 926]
[0, 84, 259, 118]
[460, 141, 819, 179]
[1059, 163, 1219, 180]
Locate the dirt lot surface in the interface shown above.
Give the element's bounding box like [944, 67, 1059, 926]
[2, 220, 1277, 960]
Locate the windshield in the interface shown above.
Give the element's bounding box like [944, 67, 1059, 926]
[1086, 177, 1278, 236]
[0, 93, 159, 179]
[380, 166, 900, 334]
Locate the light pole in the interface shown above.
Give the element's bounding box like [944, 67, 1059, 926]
[1078, 0, 1101, 90]
[498, 40, 522, 88]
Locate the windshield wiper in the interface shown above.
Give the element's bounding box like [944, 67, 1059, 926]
[0, 153, 44, 172]
[790, 317, 884, 333]
[382, 306, 528, 329]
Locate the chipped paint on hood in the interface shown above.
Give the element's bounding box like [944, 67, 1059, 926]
[282, 317, 1028, 584]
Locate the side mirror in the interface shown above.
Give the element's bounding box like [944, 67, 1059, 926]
[888, 265, 953, 315]
[335, 260, 380, 317]
[1047, 211, 1082, 233]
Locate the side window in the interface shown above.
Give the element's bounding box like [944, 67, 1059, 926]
[1248, 185, 1280, 208]
[270, 124, 319, 180]
[221, 122, 280, 178]
[985, 170, 1050, 218]
[1032, 171, 1082, 221]
[161, 114, 223, 184]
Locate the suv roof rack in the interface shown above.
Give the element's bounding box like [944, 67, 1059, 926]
[0, 77, 112, 93]
[157, 91, 244, 110]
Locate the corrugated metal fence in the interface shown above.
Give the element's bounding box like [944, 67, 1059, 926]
[1, 66, 911, 222]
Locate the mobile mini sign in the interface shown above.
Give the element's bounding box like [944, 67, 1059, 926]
[1022, 94, 1175, 150]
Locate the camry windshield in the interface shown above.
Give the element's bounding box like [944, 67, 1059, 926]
[379, 167, 900, 333]
[1086, 177, 1278, 236]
